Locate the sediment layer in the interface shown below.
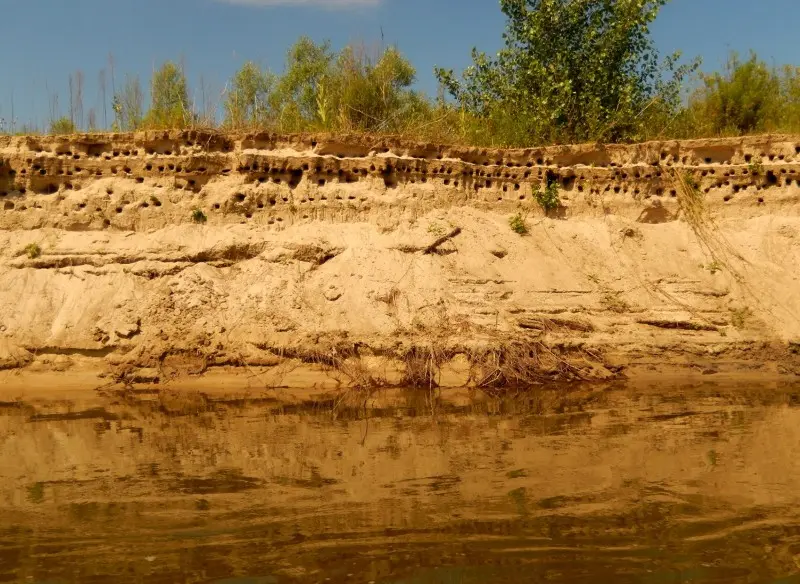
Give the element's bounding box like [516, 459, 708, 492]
[1, 131, 800, 388]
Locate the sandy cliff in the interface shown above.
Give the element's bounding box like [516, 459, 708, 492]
[1, 131, 799, 388]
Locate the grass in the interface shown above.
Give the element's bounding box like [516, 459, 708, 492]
[684, 172, 701, 193]
[509, 213, 528, 235]
[706, 260, 724, 274]
[24, 243, 42, 259]
[191, 209, 207, 224]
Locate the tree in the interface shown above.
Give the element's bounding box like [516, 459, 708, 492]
[332, 44, 418, 132]
[112, 75, 144, 131]
[145, 61, 191, 128]
[224, 61, 276, 128]
[271, 37, 335, 130]
[435, 0, 698, 145]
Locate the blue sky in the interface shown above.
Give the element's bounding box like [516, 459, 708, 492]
[1, 0, 798, 130]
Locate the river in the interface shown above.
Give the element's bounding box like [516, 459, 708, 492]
[1, 379, 799, 583]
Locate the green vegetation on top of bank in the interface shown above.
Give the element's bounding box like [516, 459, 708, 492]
[3, 0, 800, 147]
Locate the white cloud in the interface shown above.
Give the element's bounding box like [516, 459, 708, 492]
[219, 0, 380, 7]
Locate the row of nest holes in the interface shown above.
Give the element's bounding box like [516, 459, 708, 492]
[1, 177, 794, 200]
[13, 151, 800, 182]
[20, 142, 800, 167]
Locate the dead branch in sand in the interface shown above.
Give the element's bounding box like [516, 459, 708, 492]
[422, 227, 461, 255]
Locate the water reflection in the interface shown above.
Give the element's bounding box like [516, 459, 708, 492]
[1, 381, 800, 583]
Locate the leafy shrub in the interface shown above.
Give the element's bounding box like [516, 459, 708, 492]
[748, 158, 764, 176]
[191, 209, 207, 224]
[268, 38, 421, 133]
[24, 243, 42, 259]
[534, 182, 560, 212]
[49, 117, 76, 134]
[509, 213, 528, 235]
[688, 52, 781, 136]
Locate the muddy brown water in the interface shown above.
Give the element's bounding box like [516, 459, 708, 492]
[1, 380, 800, 583]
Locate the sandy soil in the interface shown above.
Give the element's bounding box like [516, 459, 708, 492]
[1, 131, 799, 390]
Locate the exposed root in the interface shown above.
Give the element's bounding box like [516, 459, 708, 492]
[401, 345, 451, 388]
[468, 340, 613, 387]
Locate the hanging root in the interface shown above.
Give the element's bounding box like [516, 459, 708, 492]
[401, 344, 452, 388]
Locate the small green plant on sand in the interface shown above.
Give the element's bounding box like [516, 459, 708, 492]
[24, 243, 42, 259]
[748, 159, 764, 176]
[191, 209, 207, 224]
[706, 260, 723, 274]
[533, 182, 560, 212]
[730, 306, 752, 329]
[427, 223, 445, 237]
[509, 213, 528, 235]
[601, 291, 630, 313]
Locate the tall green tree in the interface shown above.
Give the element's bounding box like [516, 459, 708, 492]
[436, 0, 697, 145]
[224, 61, 276, 128]
[271, 38, 335, 130]
[146, 61, 191, 128]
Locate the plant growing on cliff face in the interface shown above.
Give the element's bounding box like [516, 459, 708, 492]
[191, 209, 207, 224]
[533, 181, 560, 212]
[509, 213, 528, 235]
[748, 158, 764, 176]
[24, 243, 42, 259]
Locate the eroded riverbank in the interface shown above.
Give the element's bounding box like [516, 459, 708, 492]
[2, 132, 800, 386]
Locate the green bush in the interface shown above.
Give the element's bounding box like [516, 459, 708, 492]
[24, 243, 42, 259]
[689, 52, 781, 135]
[49, 117, 76, 134]
[533, 182, 560, 212]
[266, 38, 422, 133]
[509, 213, 528, 235]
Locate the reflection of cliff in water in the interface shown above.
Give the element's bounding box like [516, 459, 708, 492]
[1, 380, 800, 583]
